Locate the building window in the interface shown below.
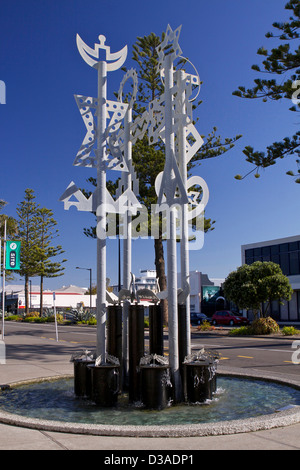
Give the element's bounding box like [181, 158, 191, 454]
[244, 239, 300, 277]
[289, 251, 299, 275]
[280, 252, 289, 275]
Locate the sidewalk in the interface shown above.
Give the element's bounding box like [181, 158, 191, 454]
[0, 330, 299, 450]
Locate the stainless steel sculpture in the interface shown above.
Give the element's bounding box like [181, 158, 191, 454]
[61, 26, 209, 400]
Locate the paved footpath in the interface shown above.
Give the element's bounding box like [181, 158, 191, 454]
[0, 329, 300, 450]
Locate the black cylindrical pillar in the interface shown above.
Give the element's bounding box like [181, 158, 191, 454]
[73, 359, 95, 398]
[178, 304, 188, 374]
[184, 361, 213, 403]
[107, 305, 122, 364]
[88, 364, 120, 406]
[140, 365, 171, 410]
[128, 304, 144, 402]
[149, 304, 164, 356]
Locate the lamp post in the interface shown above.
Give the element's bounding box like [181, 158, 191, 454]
[76, 267, 92, 310]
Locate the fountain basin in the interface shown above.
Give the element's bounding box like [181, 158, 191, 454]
[0, 370, 299, 437]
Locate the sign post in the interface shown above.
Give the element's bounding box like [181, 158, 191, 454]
[53, 292, 58, 342]
[1, 221, 6, 340]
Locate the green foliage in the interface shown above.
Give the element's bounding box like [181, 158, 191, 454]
[5, 315, 22, 321]
[228, 325, 253, 336]
[223, 261, 293, 317]
[16, 189, 40, 278]
[229, 317, 280, 335]
[282, 325, 300, 335]
[197, 320, 213, 331]
[233, 0, 300, 180]
[34, 207, 66, 280]
[251, 317, 280, 334]
[15, 189, 66, 315]
[78, 317, 97, 325]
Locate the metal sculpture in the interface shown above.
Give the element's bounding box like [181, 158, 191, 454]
[61, 26, 210, 401]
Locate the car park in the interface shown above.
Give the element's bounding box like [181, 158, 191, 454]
[190, 312, 210, 326]
[211, 310, 249, 326]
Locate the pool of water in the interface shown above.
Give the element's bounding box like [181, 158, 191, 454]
[0, 376, 299, 426]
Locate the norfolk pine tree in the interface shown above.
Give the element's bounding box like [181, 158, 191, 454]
[35, 207, 66, 316]
[16, 189, 41, 315]
[233, 0, 300, 182]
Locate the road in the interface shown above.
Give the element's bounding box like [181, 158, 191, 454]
[2, 321, 300, 378]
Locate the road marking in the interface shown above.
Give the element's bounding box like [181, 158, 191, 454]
[238, 355, 254, 359]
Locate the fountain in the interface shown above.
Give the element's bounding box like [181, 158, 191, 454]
[59, 24, 215, 411]
[0, 26, 300, 438]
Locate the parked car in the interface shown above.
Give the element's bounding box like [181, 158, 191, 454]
[211, 310, 249, 326]
[190, 312, 210, 326]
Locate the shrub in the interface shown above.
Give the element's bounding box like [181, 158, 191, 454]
[5, 315, 22, 321]
[25, 311, 40, 318]
[229, 325, 253, 336]
[282, 326, 300, 336]
[78, 317, 97, 325]
[197, 320, 214, 331]
[229, 317, 280, 336]
[24, 316, 38, 322]
[251, 317, 280, 335]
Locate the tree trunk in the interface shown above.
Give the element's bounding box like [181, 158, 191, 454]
[154, 235, 168, 325]
[39, 275, 44, 317]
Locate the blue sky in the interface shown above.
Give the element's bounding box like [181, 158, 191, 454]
[0, 0, 299, 290]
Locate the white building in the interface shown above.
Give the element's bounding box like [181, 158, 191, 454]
[112, 269, 158, 296]
[2, 284, 96, 312]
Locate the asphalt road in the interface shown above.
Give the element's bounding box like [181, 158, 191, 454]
[3, 321, 300, 378]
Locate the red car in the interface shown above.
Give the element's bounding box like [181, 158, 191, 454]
[211, 311, 249, 326]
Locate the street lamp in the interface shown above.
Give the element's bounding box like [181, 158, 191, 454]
[76, 267, 92, 310]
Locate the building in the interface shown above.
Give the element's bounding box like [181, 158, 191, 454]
[242, 235, 300, 322]
[112, 269, 158, 296]
[1, 284, 96, 312]
[112, 269, 222, 314]
[134, 269, 157, 292]
[179, 271, 224, 315]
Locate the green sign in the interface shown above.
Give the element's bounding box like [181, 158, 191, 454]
[5, 241, 21, 270]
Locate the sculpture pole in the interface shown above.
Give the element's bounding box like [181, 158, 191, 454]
[177, 68, 191, 357]
[95, 60, 107, 360]
[71, 34, 128, 361]
[122, 106, 132, 382]
[164, 54, 181, 400]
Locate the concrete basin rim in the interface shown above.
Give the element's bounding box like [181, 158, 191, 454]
[0, 370, 299, 437]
